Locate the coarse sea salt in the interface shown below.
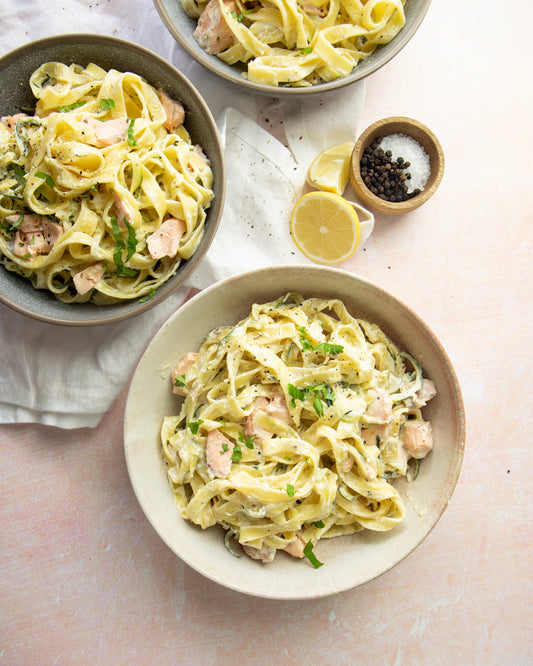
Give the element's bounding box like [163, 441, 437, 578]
[378, 133, 430, 194]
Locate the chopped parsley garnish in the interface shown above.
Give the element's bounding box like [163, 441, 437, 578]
[231, 443, 242, 463]
[173, 374, 187, 387]
[286, 483, 295, 498]
[99, 98, 115, 111]
[220, 442, 229, 454]
[187, 419, 203, 434]
[139, 288, 156, 303]
[303, 540, 324, 568]
[300, 46, 313, 55]
[230, 9, 251, 21]
[287, 382, 336, 416]
[298, 326, 344, 355]
[8, 214, 24, 231]
[127, 118, 137, 146]
[238, 432, 255, 449]
[313, 520, 325, 529]
[110, 216, 138, 277]
[35, 171, 55, 189]
[57, 100, 86, 112]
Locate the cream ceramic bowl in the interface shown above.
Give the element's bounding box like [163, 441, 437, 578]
[0, 34, 225, 326]
[124, 265, 465, 599]
[153, 0, 433, 96]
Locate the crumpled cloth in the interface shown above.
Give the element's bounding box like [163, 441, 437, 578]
[0, 0, 366, 428]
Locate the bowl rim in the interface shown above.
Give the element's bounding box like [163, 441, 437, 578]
[350, 115, 445, 215]
[152, 0, 433, 96]
[0, 33, 226, 326]
[124, 264, 466, 599]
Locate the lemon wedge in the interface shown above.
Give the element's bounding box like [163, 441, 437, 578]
[307, 141, 355, 195]
[290, 191, 360, 265]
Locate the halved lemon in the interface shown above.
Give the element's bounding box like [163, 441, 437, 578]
[307, 141, 355, 195]
[290, 191, 360, 265]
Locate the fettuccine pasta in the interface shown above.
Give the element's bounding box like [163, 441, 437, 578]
[162, 293, 436, 565]
[185, 0, 407, 87]
[0, 62, 214, 303]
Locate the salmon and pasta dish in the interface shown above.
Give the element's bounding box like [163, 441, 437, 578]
[161, 293, 436, 566]
[185, 0, 407, 87]
[0, 62, 214, 303]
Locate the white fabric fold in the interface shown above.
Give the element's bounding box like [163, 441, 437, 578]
[0, 0, 366, 429]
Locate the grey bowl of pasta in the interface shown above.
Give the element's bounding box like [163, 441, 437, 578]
[0, 34, 225, 325]
[124, 265, 465, 599]
[153, 0, 432, 94]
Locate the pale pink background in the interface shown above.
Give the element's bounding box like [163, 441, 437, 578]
[1, 0, 532, 664]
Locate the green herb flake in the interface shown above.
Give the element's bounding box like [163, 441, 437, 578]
[238, 432, 255, 449]
[124, 219, 137, 261]
[173, 374, 186, 387]
[127, 118, 137, 146]
[99, 98, 115, 111]
[110, 216, 138, 277]
[57, 100, 86, 112]
[221, 442, 229, 454]
[23, 252, 31, 259]
[286, 483, 295, 498]
[313, 520, 325, 529]
[139, 288, 156, 303]
[288, 383, 305, 407]
[312, 396, 324, 417]
[300, 46, 313, 55]
[35, 171, 55, 189]
[303, 540, 324, 568]
[231, 444, 242, 463]
[187, 419, 204, 434]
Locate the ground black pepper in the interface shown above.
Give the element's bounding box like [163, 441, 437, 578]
[360, 138, 422, 202]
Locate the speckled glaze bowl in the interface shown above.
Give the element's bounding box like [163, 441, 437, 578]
[124, 265, 465, 599]
[0, 34, 225, 326]
[153, 0, 433, 96]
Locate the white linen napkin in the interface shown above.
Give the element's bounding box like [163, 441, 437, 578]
[0, 0, 366, 429]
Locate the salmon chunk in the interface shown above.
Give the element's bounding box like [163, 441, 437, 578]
[171, 352, 198, 395]
[146, 218, 186, 260]
[1, 113, 28, 133]
[413, 379, 437, 408]
[367, 388, 393, 422]
[283, 535, 306, 558]
[80, 115, 128, 147]
[8, 214, 62, 258]
[206, 429, 234, 478]
[401, 420, 433, 459]
[244, 391, 294, 441]
[243, 543, 276, 563]
[157, 91, 185, 133]
[113, 191, 136, 226]
[194, 0, 237, 55]
[73, 262, 104, 295]
[361, 423, 391, 447]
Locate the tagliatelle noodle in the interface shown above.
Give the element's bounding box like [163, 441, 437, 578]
[161, 293, 436, 563]
[0, 62, 214, 303]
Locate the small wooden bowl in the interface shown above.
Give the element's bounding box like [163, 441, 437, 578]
[349, 116, 445, 216]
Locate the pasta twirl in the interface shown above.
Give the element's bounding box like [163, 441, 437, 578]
[186, 0, 407, 87]
[0, 62, 214, 303]
[161, 293, 436, 565]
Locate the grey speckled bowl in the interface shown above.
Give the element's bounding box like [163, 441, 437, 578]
[0, 34, 225, 326]
[153, 0, 432, 96]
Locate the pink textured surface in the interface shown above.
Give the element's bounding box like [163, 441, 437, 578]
[1, 1, 531, 664]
